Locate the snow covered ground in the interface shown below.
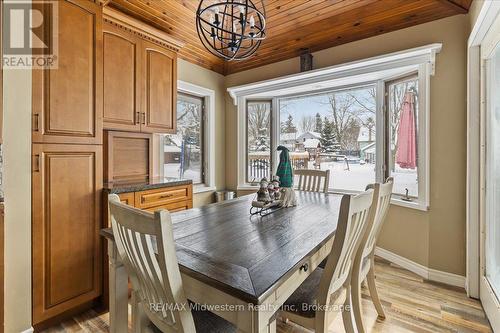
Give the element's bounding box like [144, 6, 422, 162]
[164, 163, 202, 184]
[313, 160, 418, 195]
[165, 158, 418, 196]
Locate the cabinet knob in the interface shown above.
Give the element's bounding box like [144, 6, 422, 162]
[300, 263, 309, 272]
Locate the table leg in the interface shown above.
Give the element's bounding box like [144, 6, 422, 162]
[264, 319, 277, 333]
[108, 241, 129, 333]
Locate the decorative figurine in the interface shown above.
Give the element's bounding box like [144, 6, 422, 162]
[256, 178, 271, 203]
[276, 146, 297, 207]
[267, 181, 275, 201]
[272, 177, 281, 200]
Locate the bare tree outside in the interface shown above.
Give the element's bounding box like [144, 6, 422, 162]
[298, 115, 316, 133]
[247, 102, 271, 149]
[317, 90, 374, 151]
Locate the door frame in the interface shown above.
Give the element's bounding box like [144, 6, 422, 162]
[467, 2, 500, 330]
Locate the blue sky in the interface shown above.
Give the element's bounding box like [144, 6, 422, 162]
[278, 86, 376, 125]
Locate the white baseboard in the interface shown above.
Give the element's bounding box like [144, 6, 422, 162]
[20, 327, 34, 333]
[375, 247, 466, 289]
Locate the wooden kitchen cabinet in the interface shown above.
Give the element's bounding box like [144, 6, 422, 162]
[102, 22, 142, 132]
[32, 144, 103, 325]
[102, 8, 181, 134]
[141, 40, 177, 134]
[32, 0, 103, 144]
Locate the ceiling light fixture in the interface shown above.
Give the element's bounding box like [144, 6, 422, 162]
[196, 0, 266, 61]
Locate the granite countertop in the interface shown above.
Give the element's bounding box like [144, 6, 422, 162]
[104, 177, 193, 194]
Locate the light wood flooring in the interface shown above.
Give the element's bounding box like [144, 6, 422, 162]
[42, 257, 492, 333]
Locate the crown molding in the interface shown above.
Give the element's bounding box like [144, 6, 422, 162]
[227, 43, 442, 105]
[103, 7, 184, 52]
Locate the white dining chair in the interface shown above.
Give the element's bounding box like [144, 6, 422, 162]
[351, 177, 393, 333]
[280, 189, 374, 333]
[294, 169, 331, 193]
[108, 194, 236, 333]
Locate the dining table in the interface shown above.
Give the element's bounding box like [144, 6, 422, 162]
[101, 191, 342, 333]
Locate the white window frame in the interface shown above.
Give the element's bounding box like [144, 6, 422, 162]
[158, 80, 216, 193]
[230, 44, 440, 211]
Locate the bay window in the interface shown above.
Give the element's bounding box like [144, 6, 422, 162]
[233, 45, 439, 210]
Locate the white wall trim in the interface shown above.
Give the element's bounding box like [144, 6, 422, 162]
[466, 0, 500, 299]
[375, 247, 466, 289]
[468, 1, 500, 47]
[480, 276, 500, 331]
[375, 247, 429, 278]
[176, 80, 216, 190]
[227, 43, 442, 104]
[20, 327, 34, 333]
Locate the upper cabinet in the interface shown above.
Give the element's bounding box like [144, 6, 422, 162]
[102, 22, 142, 132]
[142, 41, 177, 134]
[32, 0, 103, 144]
[102, 9, 182, 134]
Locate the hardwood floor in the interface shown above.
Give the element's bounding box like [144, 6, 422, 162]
[42, 257, 492, 333]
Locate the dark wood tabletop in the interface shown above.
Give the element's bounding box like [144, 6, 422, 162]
[101, 192, 342, 304]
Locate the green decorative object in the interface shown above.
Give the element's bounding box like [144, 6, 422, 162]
[276, 145, 293, 187]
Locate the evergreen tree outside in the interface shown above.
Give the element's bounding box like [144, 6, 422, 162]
[321, 117, 337, 152]
[282, 115, 297, 133]
[315, 113, 323, 133]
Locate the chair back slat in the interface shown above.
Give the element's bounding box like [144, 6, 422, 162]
[362, 178, 394, 258]
[294, 169, 330, 193]
[109, 194, 196, 333]
[318, 189, 374, 303]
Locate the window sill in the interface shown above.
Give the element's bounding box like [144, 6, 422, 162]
[193, 185, 216, 194]
[390, 197, 428, 211]
[237, 186, 428, 211]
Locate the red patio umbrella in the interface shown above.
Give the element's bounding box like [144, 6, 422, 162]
[396, 92, 417, 169]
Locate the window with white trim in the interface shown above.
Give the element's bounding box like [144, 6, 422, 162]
[231, 44, 439, 210]
[386, 75, 420, 199]
[246, 100, 272, 183]
[163, 92, 205, 184]
[158, 81, 216, 192]
[240, 71, 427, 208]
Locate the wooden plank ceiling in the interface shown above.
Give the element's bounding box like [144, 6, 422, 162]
[109, 0, 472, 75]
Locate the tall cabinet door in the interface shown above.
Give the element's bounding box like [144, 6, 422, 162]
[102, 22, 142, 131]
[32, 144, 102, 324]
[32, 0, 103, 144]
[141, 40, 177, 134]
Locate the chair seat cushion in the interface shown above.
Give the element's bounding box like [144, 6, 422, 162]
[282, 267, 324, 318]
[149, 303, 237, 333]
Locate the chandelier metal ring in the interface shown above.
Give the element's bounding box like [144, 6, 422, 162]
[196, 0, 267, 61]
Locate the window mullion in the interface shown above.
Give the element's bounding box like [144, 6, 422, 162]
[376, 80, 386, 183]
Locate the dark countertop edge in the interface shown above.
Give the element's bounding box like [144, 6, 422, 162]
[104, 179, 193, 194]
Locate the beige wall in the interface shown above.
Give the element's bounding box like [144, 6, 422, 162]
[177, 59, 226, 207]
[469, 0, 485, 30]
[225, 14, 469, 276]
[3, 68, 33, 332]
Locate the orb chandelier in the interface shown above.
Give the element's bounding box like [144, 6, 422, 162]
[196, 0, 266, 61]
